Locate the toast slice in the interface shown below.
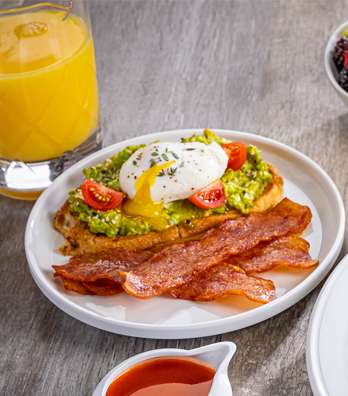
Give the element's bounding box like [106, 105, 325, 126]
[55, 163, 283, 255]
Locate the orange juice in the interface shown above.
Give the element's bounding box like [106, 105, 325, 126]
[0, 9, 99, 162]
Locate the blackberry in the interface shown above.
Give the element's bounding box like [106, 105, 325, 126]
[333, 37, 348, 72]
[338, 67, 348, 91]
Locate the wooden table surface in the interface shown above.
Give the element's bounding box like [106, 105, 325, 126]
[1, 1, 348, 395]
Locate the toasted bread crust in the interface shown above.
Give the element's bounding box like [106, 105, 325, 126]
[55, 163, 283, 255]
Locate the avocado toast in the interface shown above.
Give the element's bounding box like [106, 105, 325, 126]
[54, 130, 283, 255]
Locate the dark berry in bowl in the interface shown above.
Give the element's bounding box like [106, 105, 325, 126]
[333, 37, 348, 72]
[338, 67, 348, 91]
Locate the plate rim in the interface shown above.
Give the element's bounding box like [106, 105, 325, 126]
[306, 252, 348, 396]
[25, 129, 345, 339]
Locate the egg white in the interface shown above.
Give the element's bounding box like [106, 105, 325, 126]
[119, 141, 228, 203]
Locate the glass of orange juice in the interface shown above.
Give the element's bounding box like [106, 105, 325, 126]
[0, 0, 102, 199]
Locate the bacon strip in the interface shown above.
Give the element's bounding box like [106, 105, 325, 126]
[167, 264, 275, 304]
[82, 279, 124, 295]
[270, 198, 312, 235]
[227, 236, 318, 274]
[52, 248, 154, 295]
[168, 235, 317, 303]
[54, 275, 124, 296]
[121, 199, 312, 299]
[55, 276, 92, 295]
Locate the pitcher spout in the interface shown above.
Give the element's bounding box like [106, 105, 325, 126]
[188, 341, 236, 396]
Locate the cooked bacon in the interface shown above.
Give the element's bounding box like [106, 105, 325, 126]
[269, 198, 312, 234]
[54, 274, 124, 296]
[227, 236, 318, 273]
[167, 264, 275, 303]
[52, 248, 154, 286]
[82, 279, 124, 296]
[54, 275, 92, 295]
[121, 199, 312, 299]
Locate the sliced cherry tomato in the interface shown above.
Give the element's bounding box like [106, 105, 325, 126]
[81, 179, 125, 211]
[221, 142, 247, 171]
[188, 180, 227, 209]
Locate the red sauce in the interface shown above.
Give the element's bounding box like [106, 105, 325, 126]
[105, 356, 216, 396]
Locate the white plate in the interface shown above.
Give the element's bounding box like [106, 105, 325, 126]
[307, 253, 348, 396]
[25, 129, 345, 339]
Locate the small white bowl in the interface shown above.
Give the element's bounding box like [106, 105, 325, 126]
[324, 21, 348, 106]
[93, 341, 236, 396]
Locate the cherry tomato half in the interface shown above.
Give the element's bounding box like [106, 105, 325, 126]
[221, 142, 247, 171]
[81, 180, 125, 211]
[188, 180, 227, 209]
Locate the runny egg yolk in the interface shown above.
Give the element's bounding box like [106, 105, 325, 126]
[122, 160, 175, 229]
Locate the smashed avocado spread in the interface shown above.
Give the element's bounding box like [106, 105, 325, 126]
[69, 129, 273, 237]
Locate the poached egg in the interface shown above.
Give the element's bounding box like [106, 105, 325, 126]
[119, 141, 228, 228]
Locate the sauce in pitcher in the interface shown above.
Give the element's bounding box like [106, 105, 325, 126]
[105, 356, 216, 396]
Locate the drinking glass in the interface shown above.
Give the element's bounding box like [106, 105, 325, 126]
[0, 0, 102, 199]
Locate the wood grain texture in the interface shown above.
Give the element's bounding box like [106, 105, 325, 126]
[0, 0, 347, 395]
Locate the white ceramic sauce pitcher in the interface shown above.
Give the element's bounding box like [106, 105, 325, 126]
[93, 341, 236, 396]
